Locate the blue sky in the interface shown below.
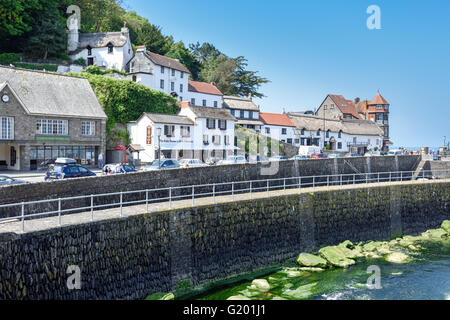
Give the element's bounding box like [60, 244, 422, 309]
[125, 0, 450, 148]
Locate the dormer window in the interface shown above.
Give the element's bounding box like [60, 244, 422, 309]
[107, 43, 113, 54]
[87, 46, 92, 56]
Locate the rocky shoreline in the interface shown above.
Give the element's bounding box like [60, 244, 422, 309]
[147, 220, 450, 300]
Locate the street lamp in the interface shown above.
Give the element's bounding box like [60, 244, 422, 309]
[157, 127, 162, 169]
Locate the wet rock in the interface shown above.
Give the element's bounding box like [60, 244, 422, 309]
[319, 246, 356, 268]
[385, 252, 412, 264]
[250, 279, 270, 292]
[227, 295, 251, 300]
[296, 253, 327, 268]
[441, 220, 450, 233]
[282, 282, 316, 300]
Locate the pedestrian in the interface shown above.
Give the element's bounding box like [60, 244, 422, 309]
[98, 152, 104, 169]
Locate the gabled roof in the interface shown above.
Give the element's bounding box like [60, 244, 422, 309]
[327, 94, 362, 119]
[188, 81, 223, 96]
[368, 93, 389, 105]
[145, 51, 190, 74]
[189, 106, 236, 121]
[355, 100, 368, 114]
[259, 112, 295, 127]
[286, 113, 383, 136]
[140, 113, 194, 125]
[223, 96, 260, 111]
[0, 66, 107, 119]
[74, 32, 128, 52]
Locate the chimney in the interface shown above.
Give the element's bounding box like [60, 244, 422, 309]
[67, 15, 79, 52]
[210, 82, 216, 86]
[121, 21, 129, 36]
[136, 45, 146, 53]
[282, 108, 286, 114]
[248, 93, 252, 100]
[181, 101, 190, 108]
[354, 97, 360, 104]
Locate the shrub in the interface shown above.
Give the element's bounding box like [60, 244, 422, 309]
[0, 53, 21, 65]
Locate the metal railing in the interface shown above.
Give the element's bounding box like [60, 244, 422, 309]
[0, 169, 449, 231]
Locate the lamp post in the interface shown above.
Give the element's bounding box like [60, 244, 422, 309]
[157, 127, 162, 169]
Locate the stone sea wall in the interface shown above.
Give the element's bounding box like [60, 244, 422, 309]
[0, 155, 420, 218]
[0, 180, 448, 300]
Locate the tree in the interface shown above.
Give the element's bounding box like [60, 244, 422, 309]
[23, 4, 67, 59]
[166, 41, 201, 79]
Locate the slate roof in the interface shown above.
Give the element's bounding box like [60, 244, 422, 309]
[188, 81, 223, 96]
[0, 66, 106, 119]
[189, 106, 237, 121]
[145, 51, 190, 74]
[236, 119, 265, 126]
[286, 113, 383, 136]
[223, 96, 260, 111]
[142, 113, 194, 125]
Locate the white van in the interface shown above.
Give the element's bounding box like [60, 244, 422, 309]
[298, 146, 321, 156]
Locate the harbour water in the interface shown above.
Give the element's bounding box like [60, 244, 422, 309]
[197, 241, 450, 300]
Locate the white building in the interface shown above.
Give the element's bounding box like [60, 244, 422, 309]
[127, 113, 195, 163]
[178, 103, 237, 161]
[68, 25, 133, 71]
[286, 113, 384, 154]
[187, 81, 223, 108]
[223, 95, 264, 132]
[259, 112, 301, 146]
[127, 46, 191, 100]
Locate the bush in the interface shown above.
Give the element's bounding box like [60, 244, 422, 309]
[13, 63, 58, 72]
[0, 53, 21, 66]
[83, 64, 127, 76]
[67, 72, 179, 134]
[73, 58, 86, 66]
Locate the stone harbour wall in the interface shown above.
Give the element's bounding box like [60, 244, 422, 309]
[0, 155, 420, 219]
[0, 180, 448, 300]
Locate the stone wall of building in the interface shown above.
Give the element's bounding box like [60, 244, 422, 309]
[0, 180, 448, 300]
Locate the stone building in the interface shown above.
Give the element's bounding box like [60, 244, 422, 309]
[0, 66, 107, 171]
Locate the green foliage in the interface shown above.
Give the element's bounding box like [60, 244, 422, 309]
[73, 58, 86, 66]
[68, 72, 179, 134]
[13, 63, 58, 72]
[166, 41, 201, 79]
[83, 64, 127, 76]
[108, 126, 131, 147]
[0, 53, 21, 65]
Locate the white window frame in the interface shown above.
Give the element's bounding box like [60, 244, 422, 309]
[36, 119, 68, 136]
[0, 117, 14, 140]
[81, 121, 96, 136]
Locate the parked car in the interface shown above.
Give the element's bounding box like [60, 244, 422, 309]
[249, 155, 270, 163]
[310, 153, 328, 159]
[433, 154, 442, 161]
[179, 159, 208, 168]
[0, 175, 28, 186]
[103, 163, 137, 175]
[45, 158, 96, 181]
[345, 153, 361, 157]
[217, 156, 247, 165]
[291, 155, 309, 160]
[269, 155, 288, 161]
[205, 157, 222, 166]
[298, 146, 321, 157]
[143, 159, 180, 171]
[327, 154, 343, 159]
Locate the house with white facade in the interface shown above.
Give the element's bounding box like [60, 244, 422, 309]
[178, 102, 237, 162]
[68, 24, 133, 71]
[259, 112, 301, 146]
[127, 113, 195, 163]
[223, 95, 264, 132]
[188, 81, 223, 108]
[127, 46, 191, 100]
[286, 113, 384, 154]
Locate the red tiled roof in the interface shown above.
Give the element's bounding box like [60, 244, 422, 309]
[368, 93, 389, 105]
[328, 94, 362, 119]
[259, 112, 295, 127]
[355, 100, 368, 114]
[188, 81, 223, 96]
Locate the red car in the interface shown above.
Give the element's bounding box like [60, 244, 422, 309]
[310, 153, 328, 159]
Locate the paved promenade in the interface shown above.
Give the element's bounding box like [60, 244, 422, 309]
[0, 178, 448, 235]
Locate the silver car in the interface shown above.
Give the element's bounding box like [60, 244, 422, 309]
[143, 159, 180, 171]
[179, 159, 208, 168]
[217, 156, 247, 165]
